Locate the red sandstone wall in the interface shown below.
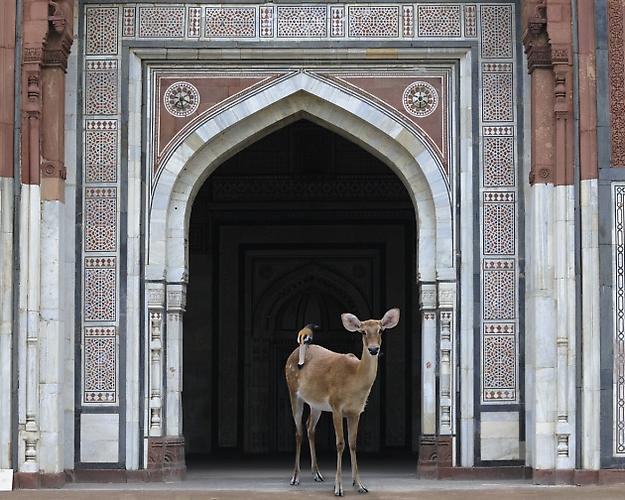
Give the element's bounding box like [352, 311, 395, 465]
[0, 0, 16, 178]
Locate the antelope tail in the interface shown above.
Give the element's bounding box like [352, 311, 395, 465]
[296, 323, 319, 368]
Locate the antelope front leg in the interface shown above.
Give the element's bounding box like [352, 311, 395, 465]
[331, 410, 345, 496]
[307, 407, 324, 481]
[290, 396, 304, 485]
[347, 414, 367, 493]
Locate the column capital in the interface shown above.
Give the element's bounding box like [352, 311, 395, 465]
[419, 283, 437, 311]
[166, 283, 187, 313]
[146, 282, 166, 309]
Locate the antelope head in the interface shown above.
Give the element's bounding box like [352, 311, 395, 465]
[340, 308, 400, 356]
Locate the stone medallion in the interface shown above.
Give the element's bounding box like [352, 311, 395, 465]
[402, 81, 439, 118]
[164, 81, 200, 117]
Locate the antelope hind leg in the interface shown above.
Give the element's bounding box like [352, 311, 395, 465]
[307, 407, 324, 481]
[290, 396, 304, 485]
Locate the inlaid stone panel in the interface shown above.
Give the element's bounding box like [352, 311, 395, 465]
[83, 326, 117, 404]
[84, 188, 117, 253]
[84, 61, 118, 116]
[480, 4, 513, 59]
[482, 323, 516, 402]
[85, 120, 118, 184]
[348, 6, 399, 38]
[84, 257, 116, 323]
[417, 5, 461, 37]
[277, 6, 327, 38]
[85, 7, 118, 55]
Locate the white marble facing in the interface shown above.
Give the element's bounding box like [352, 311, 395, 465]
[0, 180, 12, 469]
[458, 50, 475, 467]
[80, 414, 119, 463]
[39, 201, 65, 473]
[125, 50, 143, 471]
[480, 412, 520, 461]
[525, 183, 557, 470]
[581, 179, 600, 469]
[63, 32, 78, 469]
[553, 186, 576, 470]
[18, 185, 42, 473]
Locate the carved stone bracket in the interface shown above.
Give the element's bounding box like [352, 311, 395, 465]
[43, 1, 73, 71]
[523, 1, 552, 73]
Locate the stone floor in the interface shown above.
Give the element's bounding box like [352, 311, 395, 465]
[1, 456, 625, 499]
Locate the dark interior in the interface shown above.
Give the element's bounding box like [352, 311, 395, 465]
[183, 120, 419, 462]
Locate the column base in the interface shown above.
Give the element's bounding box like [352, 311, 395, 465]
[147, 436, 186, 480]
[13, 471, 65, 488]
[416, 434, 453, 478]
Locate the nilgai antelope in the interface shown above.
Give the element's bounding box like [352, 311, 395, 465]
[296, 323, 319, 368]
[284, 308, 400, 496]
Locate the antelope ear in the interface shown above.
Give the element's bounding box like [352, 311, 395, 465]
[381, 308, 400, 330]
[341, 313, 362, 332]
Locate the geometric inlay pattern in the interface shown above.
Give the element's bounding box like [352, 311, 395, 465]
[483, 323, 516, 401]
[277, 6, 327, 38]
[348, 6, 399, 38]
[403, 5, 414, 38]
[331, 6, 345, 37]
[84, 188, 117, 253]
[483, 260, 515, 320]
[85, 120, 118, 184]
[402, 81, 439, 118]
[84, 257, 116, 322]
[482, 68, 513, 122]
[260, 5, 274, 37]
[480, 4, 513, 59]
[139, 7, 185, 38]
[205, 7, 255, 38]
[85, 7, 119, 55]
[417, 5, 461, 37]
[613, 184, 625, 455]
[123, 7, 136, 38]
[483, 192, 515, 255]
[484, 136, 514, 187]
[188, 7, 202, 37]
[464, 4, 477, 38]
[163, 81, 200, 118]
[83, 326, 117, 404]
[84, 61, 118, 116]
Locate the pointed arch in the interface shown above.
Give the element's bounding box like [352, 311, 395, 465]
[146, 72, 453, 284]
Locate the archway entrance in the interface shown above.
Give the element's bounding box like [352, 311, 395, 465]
[183, 120, 419, 463]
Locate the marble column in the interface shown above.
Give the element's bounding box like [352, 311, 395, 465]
[165, 283, 186, 437]
[146, 282, 165, 437]
[420, 283, 438, 437]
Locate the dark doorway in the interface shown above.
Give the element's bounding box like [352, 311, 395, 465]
[183, 120, 419, 462]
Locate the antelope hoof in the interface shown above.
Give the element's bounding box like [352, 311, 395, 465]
[313, 471, 325, 482]
[353, 481, 369, 494]
[290, 475, 300, 486]
[334, 485, 343, 496]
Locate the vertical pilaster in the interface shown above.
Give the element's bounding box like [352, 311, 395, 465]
[146, 282, 165, 437]
[165, 283, 185, 437]
[438, 282, 456, 439]
[420, 283, 437, 437]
